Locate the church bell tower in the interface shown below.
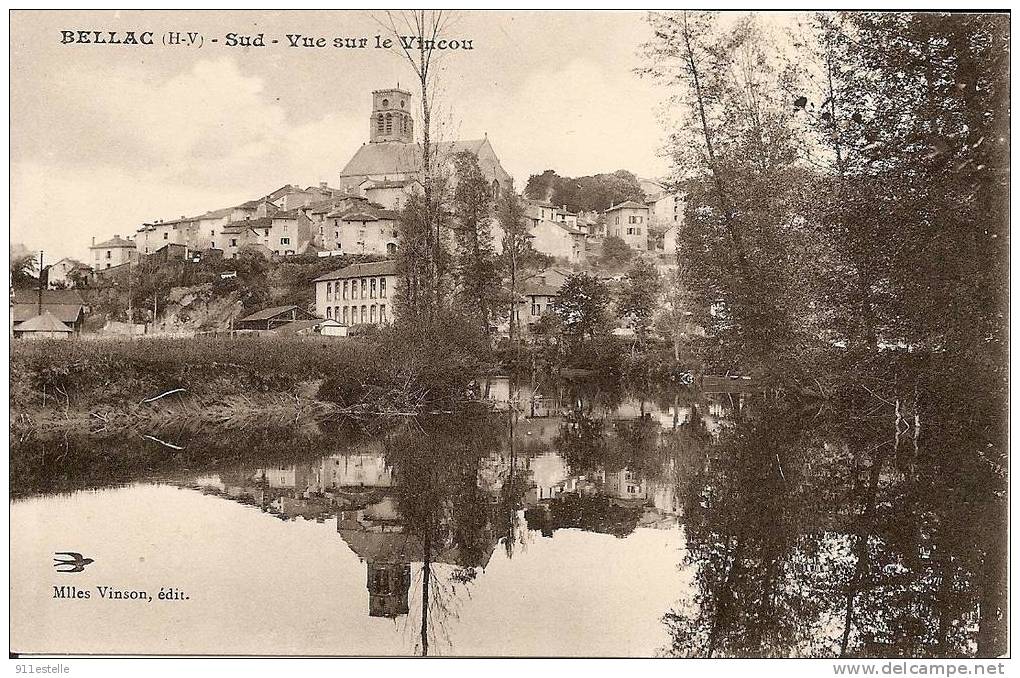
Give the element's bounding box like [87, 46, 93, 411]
[370, 88, 414, 143]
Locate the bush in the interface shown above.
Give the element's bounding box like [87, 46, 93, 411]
[318, 313, 493, 412]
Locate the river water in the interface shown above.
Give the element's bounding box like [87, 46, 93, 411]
[9, 378, 1007, 657]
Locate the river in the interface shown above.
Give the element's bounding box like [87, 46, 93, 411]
[9, 377, 1007, 657]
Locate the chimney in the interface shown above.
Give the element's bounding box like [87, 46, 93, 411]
[91, 236, 95, 246]
[320, 181, 327, 189]
[113, 234, 119, 239]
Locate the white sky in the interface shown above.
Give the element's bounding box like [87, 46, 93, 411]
[11, 10, 677, 262]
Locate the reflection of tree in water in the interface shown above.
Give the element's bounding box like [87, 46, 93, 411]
[383, 411, 528, 655]
[661, 390, 1007, 658]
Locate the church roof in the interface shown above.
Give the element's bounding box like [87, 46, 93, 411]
[340, 139, 489, 179]
[362, 178, 421, 189]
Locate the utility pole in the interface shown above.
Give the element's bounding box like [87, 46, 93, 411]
[126, 255, 133, 327]
[37, 251, 44, 317]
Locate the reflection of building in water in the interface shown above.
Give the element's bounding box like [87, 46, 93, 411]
[313, 444, 393, 492]
[338, 496, 498, 619]
[367, 562, 411, 618]
[603, 469, 648, 504]
[256, 464, 312, 489]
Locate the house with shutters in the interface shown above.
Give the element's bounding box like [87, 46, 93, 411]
[604, 200, 651, 251]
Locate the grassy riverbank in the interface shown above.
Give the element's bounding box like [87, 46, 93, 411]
[11, 330, 490, 431]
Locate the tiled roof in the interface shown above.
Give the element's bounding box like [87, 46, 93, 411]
[305, 196, 365, 215]
[272, 209, 302, 220]
[13, 311, 72, 333]
[12, 289, 84, 305]
[13, 304, 84, 324]
[196, 207, 235, 220]
[225, 216, 272, 232]
[338, 207, 400, 222]
[523, 282, 562, 296]
[91, 235, 136, 249]
[604, 200, 649, 212]
[314, 259, 398, 282]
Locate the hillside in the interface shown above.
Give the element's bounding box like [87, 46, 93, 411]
[79, 252, 386, 332]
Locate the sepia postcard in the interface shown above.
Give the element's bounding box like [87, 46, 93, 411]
[7, 8, 1010, 667]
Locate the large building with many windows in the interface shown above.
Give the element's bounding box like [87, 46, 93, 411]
[313, 260, 396, 326]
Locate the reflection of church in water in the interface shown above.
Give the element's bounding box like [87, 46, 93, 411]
[189, 383, 749, 620]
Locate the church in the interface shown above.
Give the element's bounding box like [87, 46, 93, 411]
[338, 88, 512, 200]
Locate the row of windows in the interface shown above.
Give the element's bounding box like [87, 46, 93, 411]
[613, 215, 646, 225]
[626, 227, 642, 236]
[326, 304, 387, 324]
[325, 277, 388, 301]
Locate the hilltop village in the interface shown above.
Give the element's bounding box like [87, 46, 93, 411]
[12, 87, 684, 340]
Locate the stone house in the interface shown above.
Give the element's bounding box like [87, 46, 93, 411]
[359, 177, 422, 211]
[45, 258, 91, 289]
[604, 200, 651, 251]
[90, 234, 138, 270]
[333, 204, 400, 256]
[525, 201, 586, 262]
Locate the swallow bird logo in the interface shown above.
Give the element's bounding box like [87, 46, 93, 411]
[53, 552, 94, 573]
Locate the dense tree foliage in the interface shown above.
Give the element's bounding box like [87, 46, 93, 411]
[642, 11, 1008, 394]
[553, 273, 612, 346]
[451, 151, 501, 337]
[616, 259, 662, 345]
[524, 169, 647, 213]
[641, 10, 1008, 658]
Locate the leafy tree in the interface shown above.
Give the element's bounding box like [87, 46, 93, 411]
[395, 190, 452, 325]
[524, 169, 647, 213]
[554, 273, 612, 346]
[495, 186, 534, 344]
[617, 259, 662, 346]
[66, 268, 92, 290]
[598, 235, 636, 270]
[10, 245, 37, 288]
[642, 12, 828, 380]
[451, 151, 500, 337]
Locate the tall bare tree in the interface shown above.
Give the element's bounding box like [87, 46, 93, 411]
[377, 10, 457, 319]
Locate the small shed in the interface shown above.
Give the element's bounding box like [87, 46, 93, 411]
[13, 311, 73, 340]
[318, 319, 348, 337]
[235, 305, 318, 331]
